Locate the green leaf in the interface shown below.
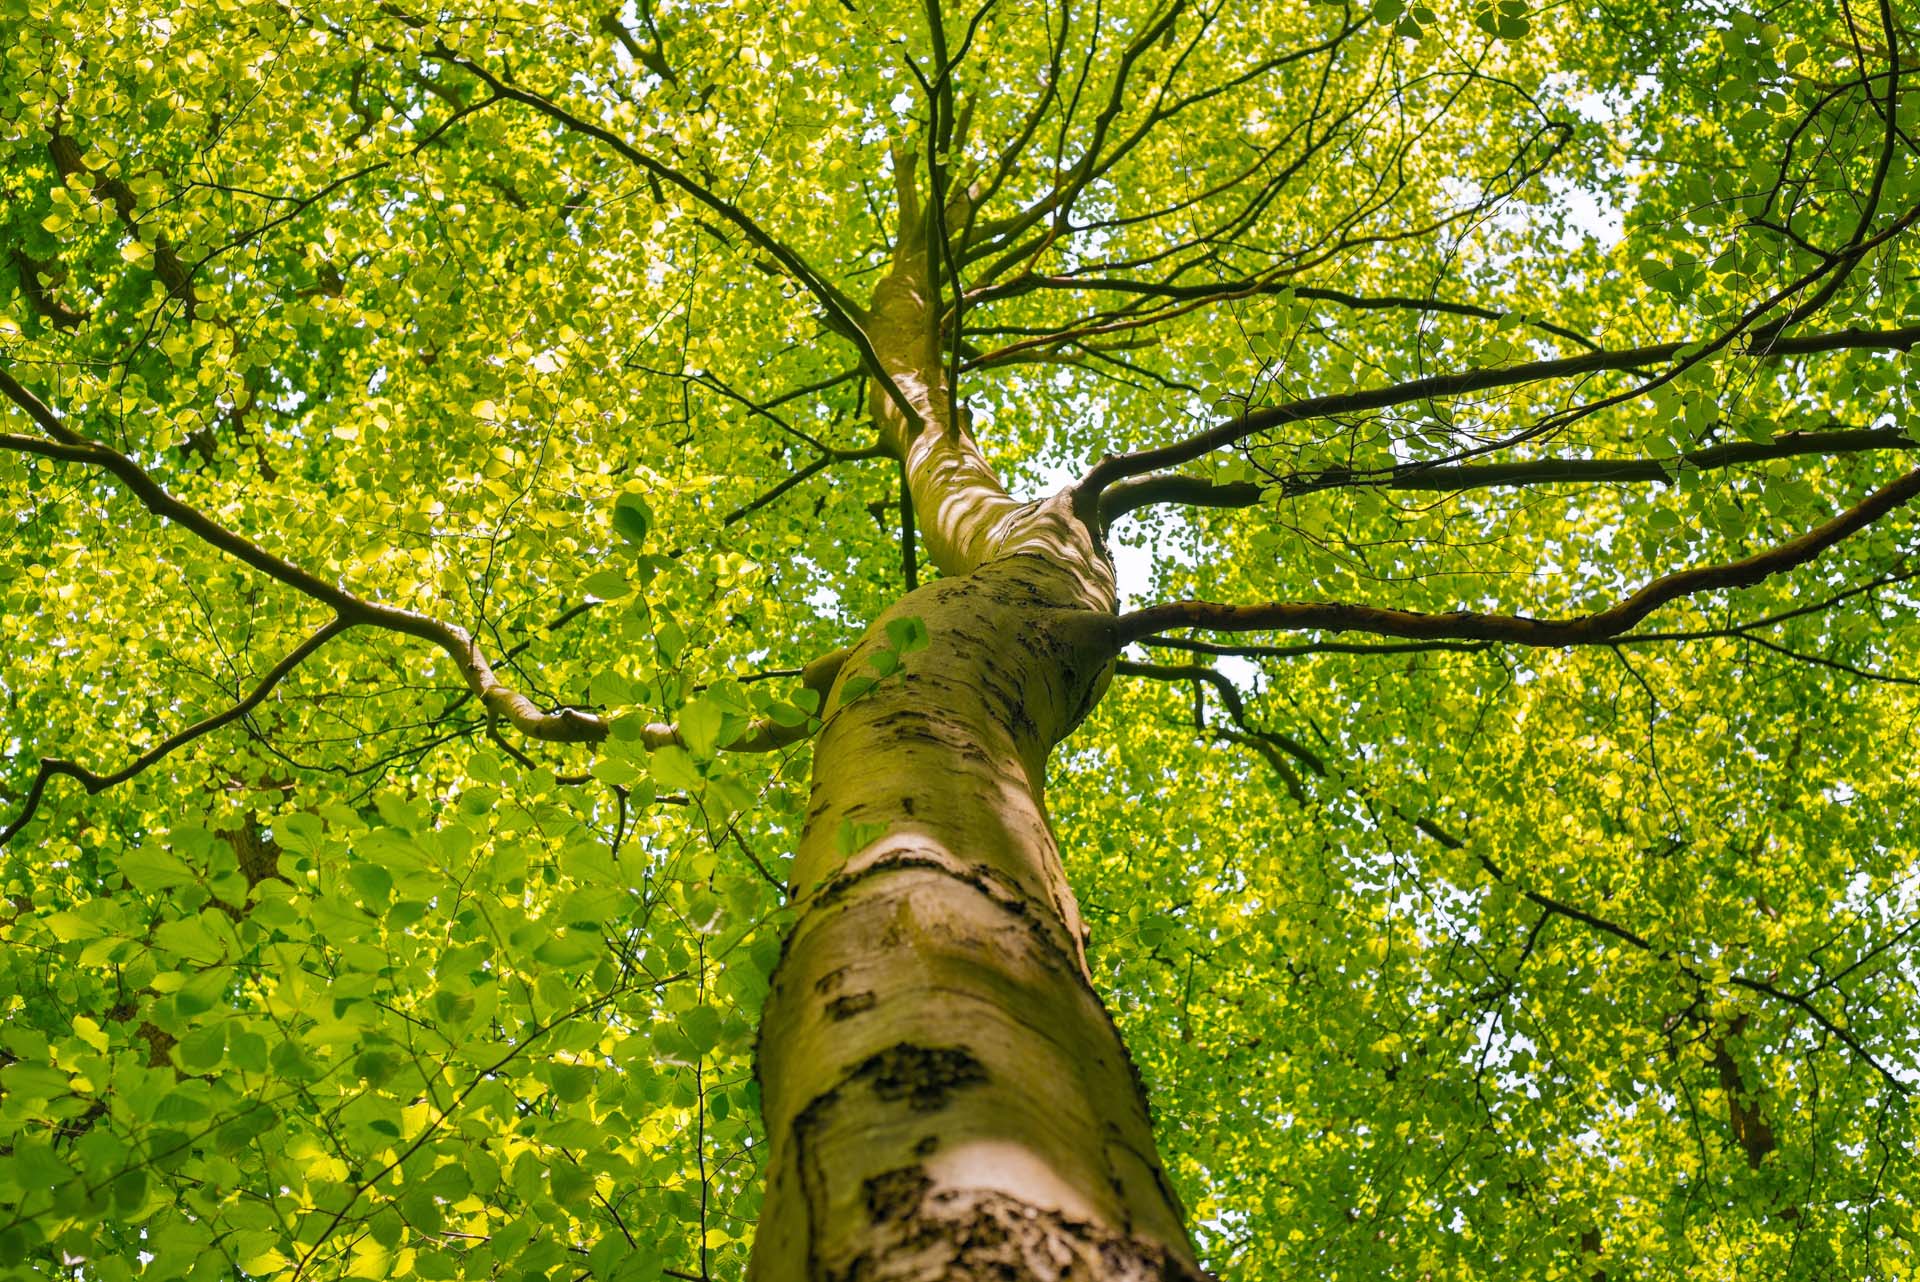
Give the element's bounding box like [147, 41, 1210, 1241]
[1, 1063, 71, 1101]
[44, 910, 102, 942]
[650, 743, 704, 790]
[656, 616, 687, 664]
[583, 568, 632, 599]
[549, 1062, 594, 1103]
[680, 1005, 724, 1056]
[116, 847, 195, 892]
[177, 1023, 227, 1072]
[154, 915, 225, 963]
[612, 493, 654, 545]
[883, 615, 929, 654]
[680, 696, 727, 759]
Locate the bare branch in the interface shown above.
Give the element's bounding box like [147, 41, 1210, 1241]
[1, 362, 845, 823]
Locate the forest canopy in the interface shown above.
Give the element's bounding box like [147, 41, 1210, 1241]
[1, 0, 1918, 1278]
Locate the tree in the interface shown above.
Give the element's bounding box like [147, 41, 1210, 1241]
[1, 0, 1917, 1276]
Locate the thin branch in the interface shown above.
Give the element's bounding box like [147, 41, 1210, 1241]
[730, 826, 787, 899]
[1113, 659, 1321, 801]
[1138, 568, 1918, 678]
[626, 648, 851, 753]
[290, 989, 630, 1279]
[967, 277, 1602, 352]
[723, 444, 884, 527]
[960, 0, 1191, 276]
[0, 617, 352, 847]
[428, 47, 928, 431]
[1477, 848, 1911, 1093]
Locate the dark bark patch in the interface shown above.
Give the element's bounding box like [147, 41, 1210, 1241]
[810, 848, 981, 909]
[863, 1165, 931, 1223]
[793, 1086, 841, 1135]
[853, 1042, 987, 1111]
[825, 990, 877, 1021]
[914, 1135, 939, 1156]
[829, 1188, 1210, 1282]
[814, 966, 849, 995]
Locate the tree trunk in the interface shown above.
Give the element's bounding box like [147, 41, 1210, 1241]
[748, 180, 1204, 1280]
[750, 552, 1204, 1281]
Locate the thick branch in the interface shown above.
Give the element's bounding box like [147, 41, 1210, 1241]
[1141, 570, 1917, 673]
[1100, 427, 1915, 521]
[1143, 635, 1495, 660]
[866, 149, 1027, 575]
[1074, 324, 1920, 514]
[5, 370, 856, 774]
[2, 372, 606, 741]
[1117, 464, 1920, 647]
